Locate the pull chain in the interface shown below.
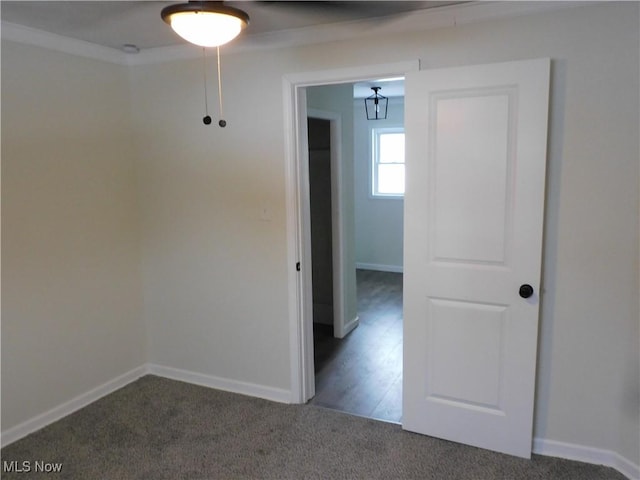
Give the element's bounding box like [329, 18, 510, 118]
[202, 48, 212, 125]
[201, 46, 227, 128]
[216, 46, 226, 128]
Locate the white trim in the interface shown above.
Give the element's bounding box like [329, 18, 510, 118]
[1, 21, 129, 65]
[284, 80, 314, 404]
[3, 364, 637, 480]
[123, 43, 197, 66]
[339, 316, 360, 339]
[284, 59, 420, 405]
[356, 263, 404, 274]
[533, 438, 640, 480]
[0, 365, 147, 448]
[231, 0, 588, 56]
[0, 363, 289, 449]
[147, 364, 291, 404]
[285, 61, 419, 90]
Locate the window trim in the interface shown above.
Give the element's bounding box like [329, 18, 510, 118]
[370, 126, 405, 199]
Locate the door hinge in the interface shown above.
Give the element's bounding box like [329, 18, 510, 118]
[296, 262, 301, 272]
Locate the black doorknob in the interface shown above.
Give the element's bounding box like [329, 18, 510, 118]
[519, 284, 534, 299]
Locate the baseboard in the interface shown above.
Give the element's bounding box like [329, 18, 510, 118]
[335, 315, 359, 339]
[147, 364, 291, 404]
[1, 365, 148, 448]
[533, 438, 640, 480]
[2, 364, 291, 449]
[5, 366, 636, 480]
[356, 263, 403, 273]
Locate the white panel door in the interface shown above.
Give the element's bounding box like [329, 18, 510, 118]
[402, 59, 550, 458]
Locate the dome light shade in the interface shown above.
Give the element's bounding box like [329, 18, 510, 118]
[161, 2, 249, 47]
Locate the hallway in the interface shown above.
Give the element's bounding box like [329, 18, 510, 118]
[310, 269, 403, 423]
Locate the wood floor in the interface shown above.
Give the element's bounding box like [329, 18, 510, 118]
[310, 269, 403, 423]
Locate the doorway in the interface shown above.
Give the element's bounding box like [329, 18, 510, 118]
[305, 82, 406, 423]
[283, 60, 419, 406]
[307, 117, 335, 329]
[285, 59, 549, 458]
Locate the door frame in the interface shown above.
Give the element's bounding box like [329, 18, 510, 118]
[283, 60, 420, 403]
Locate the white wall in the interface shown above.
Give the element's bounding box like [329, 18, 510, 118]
[129, 52, 292, 392]
[128, 2, 638, 468]
[1, 2, 637, 474]
[354, 96, 404, 271]
[1, 42, 145, 431]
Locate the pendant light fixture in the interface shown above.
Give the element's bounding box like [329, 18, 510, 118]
[365, 87, 388, 120]
[161, 1, 249, 48]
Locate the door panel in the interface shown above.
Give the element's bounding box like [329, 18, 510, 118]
[428, 298, 507, 411]
[403, 59, 550, 458]
[431, 89, 514, 265]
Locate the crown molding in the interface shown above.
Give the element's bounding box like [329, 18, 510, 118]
[2, 2, 593, 67]
[1, 21, 130, 65]
[226, 1, 588, 53]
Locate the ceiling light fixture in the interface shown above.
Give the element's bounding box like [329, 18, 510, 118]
[161, 1, 250, 47]
[365, 87, 388, 120]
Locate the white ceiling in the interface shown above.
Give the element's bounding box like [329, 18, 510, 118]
[0, 1, 464, 51]
[3, 1, 578, 99]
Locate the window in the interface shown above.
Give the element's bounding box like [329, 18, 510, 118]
[372, 127, 405, 198]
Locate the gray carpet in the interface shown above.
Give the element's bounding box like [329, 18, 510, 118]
[1, 375, 626, 479]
